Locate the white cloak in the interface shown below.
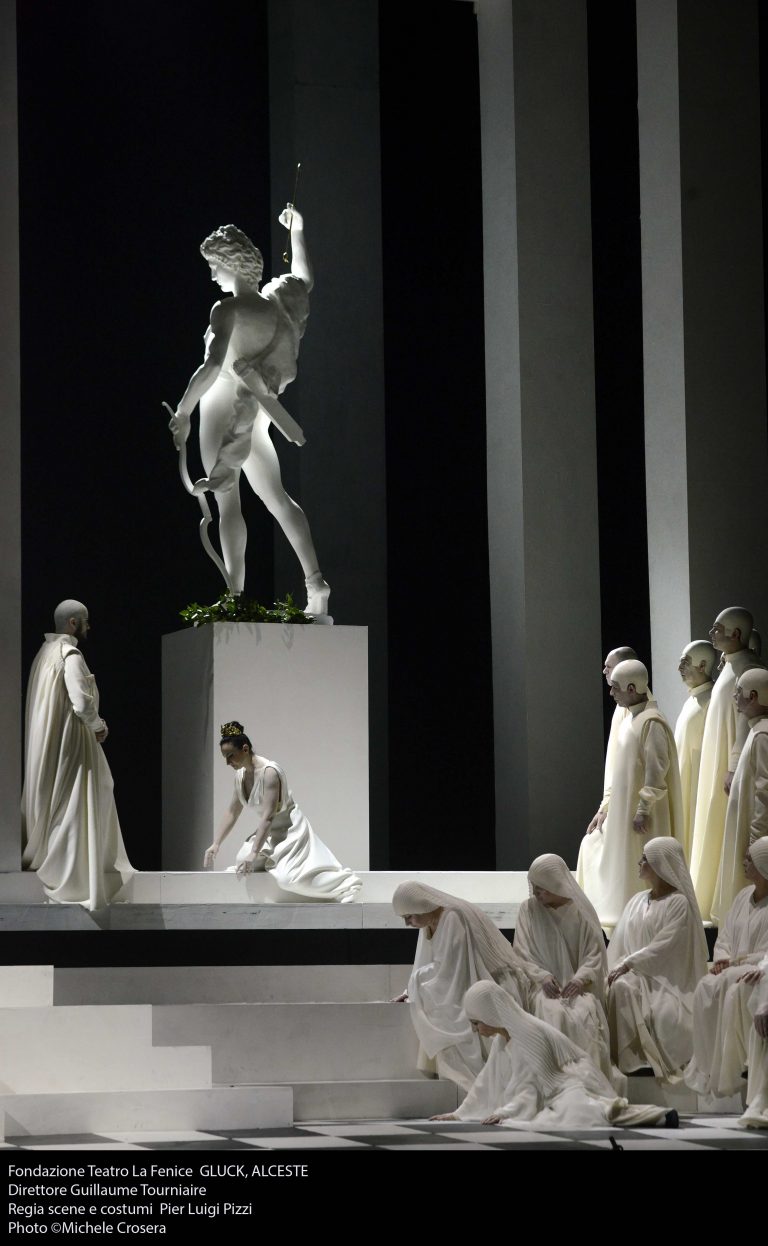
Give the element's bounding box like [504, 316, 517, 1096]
[513, 897, 615, 1083]
[740, 952, 768, 1129]
[685, 886, 768, 1097]
[674, 682, 712, 862]
[577, 702, 683, 929]
[21, 634, 132, 910]
[598, 705, 629, 815]
[690, 651, 764, 921]
[454, 1034, 664, 1129]
[404, 911, 524, 1092]
[233, 761, 361, 902]
[607, 890, 706, 1083]
[711, 718, 768, 925]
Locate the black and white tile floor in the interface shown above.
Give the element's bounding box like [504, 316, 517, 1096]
[2, 1117, 767, 1151]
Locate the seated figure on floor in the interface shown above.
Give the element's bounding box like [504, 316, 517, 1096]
[686, 839, 768, 1100]
[203, 721, 361, 903]
[739, 949, 768, 1129]
[512, 853, 618, 1086]
[391, 882, 531, 1092]
[607, 837, 708, 1084]
[430, 981, 676, 1129]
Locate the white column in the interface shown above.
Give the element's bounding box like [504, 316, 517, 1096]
[638, 0, 768, 720]
[477, 0, 604, 866]
[0, 0, 21, 871]
[268, 0, 389, 860]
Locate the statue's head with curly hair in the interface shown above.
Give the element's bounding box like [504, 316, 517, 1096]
[200, 225, 263, 291]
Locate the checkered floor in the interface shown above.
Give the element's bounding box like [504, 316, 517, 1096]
[2, 1116, 767, 1150]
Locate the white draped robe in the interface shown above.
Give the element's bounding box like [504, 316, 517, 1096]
[607, 890, 704, 1083]
[690, 651, 764, 921]
[21, 634, 132, 910]
[404, 911, 524, 1092]
[513, 897, 615, 1083]
[711, 718, 768, 925]
[685, 886, 768, 1097]
[454, 1034, 665, 1129]
[674, 682, 712, 862]
[740, 952, 768, 1128]
[578, 702, 683, 929]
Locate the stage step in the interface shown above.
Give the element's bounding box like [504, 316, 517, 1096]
[0, 965, 53, 1006]
[291, 1078, 459, 1121]
[1, 1005, 211, 1094]
[55, 964, 407, 1005]
[153, 1002, 419, 1084]
[0, 1087, 292, 1141]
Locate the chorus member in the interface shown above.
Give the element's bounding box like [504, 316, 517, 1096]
[607, 838, 708, 1084]
[391, 882, 529, 1092]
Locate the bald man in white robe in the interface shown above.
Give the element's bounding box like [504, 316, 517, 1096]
[578, 661, 683, 930]
[711, 669, 768, 925]
[690, 608, 765, 921]
[21, 600, 132, 909]
[674, 640, 716, 862]
[584, 647, 637, 840]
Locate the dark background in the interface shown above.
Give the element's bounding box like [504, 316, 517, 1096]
[16, 0, 725, 875]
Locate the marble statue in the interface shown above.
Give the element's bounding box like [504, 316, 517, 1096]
[674, 639, 717, 860]
[167, 208, 331, 620]
[711, 667, 768, 924]
[204, 721, 360, 902]
[21, 600, 133, 909]
[577, 659, 683, 929]
[690, 607, 765, 920]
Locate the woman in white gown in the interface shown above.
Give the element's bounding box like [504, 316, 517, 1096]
[685, 838, 768, 1099]
[513, 853, 617, 1084]
[391, 882, 531, 1092]
[431, 981, 674, 1129]
[607, 837, 708, 1083]
[203, 721, 361, 902]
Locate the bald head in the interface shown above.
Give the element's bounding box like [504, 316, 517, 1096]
[678, 639, 717, 688]
[611, 659, 649, 694]
[54, 599, 88, 637]
[603, 646, 638, 685]
[710, 607, 753, 654]
[736, 668, 768, 712]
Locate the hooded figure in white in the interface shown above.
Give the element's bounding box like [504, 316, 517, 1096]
[391, 882, 530, 1092]
[739, 946, 768, 1129]
[21, 600, 132, 909]
[432, 981, 671, 1129]
[607, 837, 708, 1084]
[686, 837, 768, 1101]
[513, 854, 618, 1087]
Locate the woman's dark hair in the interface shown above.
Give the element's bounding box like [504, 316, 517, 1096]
[219, 720, 252, 750]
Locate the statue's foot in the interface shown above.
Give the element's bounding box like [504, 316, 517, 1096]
[305, 571, 332, 622]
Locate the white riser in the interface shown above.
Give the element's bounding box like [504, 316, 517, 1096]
[153, 1003, 419, 1083]
[0, 1087, 292, 1140]
[56, 965, 407, 1006]
[0, 966, 53, 1007]
[291, 1079, 459, 1121]
[1, 1006, 211, 1093]
[625, 1077, 699, 1112]
[116, 870, 528, 906]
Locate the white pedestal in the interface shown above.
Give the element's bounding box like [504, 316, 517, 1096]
[162, 623, 369, 872]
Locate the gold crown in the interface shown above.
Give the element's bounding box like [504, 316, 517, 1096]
[220, 721, 245, 738]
